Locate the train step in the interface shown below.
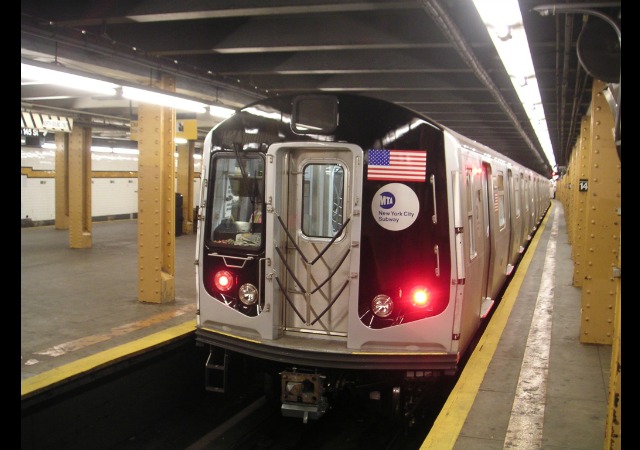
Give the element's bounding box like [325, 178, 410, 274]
[205, 346, 228, 393]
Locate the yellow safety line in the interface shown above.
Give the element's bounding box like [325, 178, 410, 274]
[420, 202, 553, 449]
[32, 304, 196, 358]
[21, 320, 196, 398]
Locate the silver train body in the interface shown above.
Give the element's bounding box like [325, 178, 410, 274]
[195, 93, 550, 421]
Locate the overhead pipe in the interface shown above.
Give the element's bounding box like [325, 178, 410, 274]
[533, 3, 621, 162]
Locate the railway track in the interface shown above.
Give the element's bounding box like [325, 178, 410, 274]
[184, 377, 455, 450]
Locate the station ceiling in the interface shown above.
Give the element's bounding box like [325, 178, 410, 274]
[21, 1, 621, 177]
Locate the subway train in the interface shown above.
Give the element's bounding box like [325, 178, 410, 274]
[194, 93, 551, 422]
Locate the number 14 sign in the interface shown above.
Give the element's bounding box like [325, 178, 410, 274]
[579, 179, 588, 192]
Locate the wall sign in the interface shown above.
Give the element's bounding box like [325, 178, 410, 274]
[579, 179, 588, 192]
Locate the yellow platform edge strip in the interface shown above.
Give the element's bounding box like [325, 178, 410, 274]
[21, 319, 197, 398]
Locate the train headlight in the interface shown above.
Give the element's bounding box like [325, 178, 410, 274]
[410, 286, 430, 308]
[214, 270, 234, 292]
[371, 294, 394, 318]
[238, 283, 259, 306]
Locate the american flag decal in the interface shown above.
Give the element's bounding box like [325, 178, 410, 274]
[367, 149, 427, 182]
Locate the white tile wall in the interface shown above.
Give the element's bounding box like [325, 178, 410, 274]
[21, 146, 202, 221]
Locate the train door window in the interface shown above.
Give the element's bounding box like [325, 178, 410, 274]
[496, 172, 506, 229]
[301, 163, 344, 238]
[209, 153, 264, 248]
[466, 168, 477, 259]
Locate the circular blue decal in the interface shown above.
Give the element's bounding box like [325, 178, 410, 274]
[371, 183, 420, 231]
[379, 191, 395, 209]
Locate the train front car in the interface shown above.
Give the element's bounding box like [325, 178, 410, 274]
[196, 94, 461, 421]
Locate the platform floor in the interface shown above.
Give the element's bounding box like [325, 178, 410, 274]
[425, 200, 612, 449]
[20, 220, 198, 384]
[20, 200, 612, 449]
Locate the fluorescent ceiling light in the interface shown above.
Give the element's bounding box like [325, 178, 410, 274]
[91, 146, 114, 153]
[113, 147, 139, 155]
[22, 61, 236, 133]
[21, 63, 119, 96]
[121, 86, 207, 114]
[90, 146, 140, 155]
[209, 104, 236, 119]
[472, 0, 557, 171]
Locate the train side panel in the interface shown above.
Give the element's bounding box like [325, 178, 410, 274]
[444, 134, 484, 356]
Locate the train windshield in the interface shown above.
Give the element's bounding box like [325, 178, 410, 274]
[209, 152, 264, 249]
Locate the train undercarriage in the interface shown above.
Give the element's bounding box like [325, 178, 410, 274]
[203, 344, 455, 425]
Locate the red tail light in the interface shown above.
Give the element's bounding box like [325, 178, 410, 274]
[410, 286, 430, 308]
[214, 270, 234, 292]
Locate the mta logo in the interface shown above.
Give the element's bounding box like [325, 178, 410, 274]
[379, 191, 395, 209]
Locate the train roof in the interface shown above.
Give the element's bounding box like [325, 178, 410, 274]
[210, 92, 548, 178]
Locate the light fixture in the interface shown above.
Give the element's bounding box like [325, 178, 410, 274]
[208, 104, 236, 119]
[91, 146, 114, 153]
[89, 146, 139, 154]
[22, 61, 236, 116]
[21, 63, 118, 96]
[472, 0, 557, 171]
[113, 147, 139, 155]
[121, 86, 207, 114]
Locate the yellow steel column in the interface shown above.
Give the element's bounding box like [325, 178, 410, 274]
[572, 117, 591, 287]
[604, 237, 621, 450]
[566, 143, 579, 244]
[555, 164, 569, 213]
[67, 126, 92, 249]
[187, 140, 195, 233]
[563, 144, 576, 243]
[579, 79, 621, 345]
[176, 141, 194, 235]
[137, 74, 176, 304]
[54, 132, 69, 230]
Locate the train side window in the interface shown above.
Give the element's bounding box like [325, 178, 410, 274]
[466, 169, 476, 259]
[496, 172, 505, 229]
[301, 163, 344, 238]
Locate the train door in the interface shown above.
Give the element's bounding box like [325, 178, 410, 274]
[523, 174, 532, 238]
[506, 168, 518, 274]
[265, 143, 362, 338]
[479, 162, 492, 316]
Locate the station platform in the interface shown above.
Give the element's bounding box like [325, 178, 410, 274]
[20, 200, 612, 449]
[424, 200, 612, 449]
[20, 219, 199, 389]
